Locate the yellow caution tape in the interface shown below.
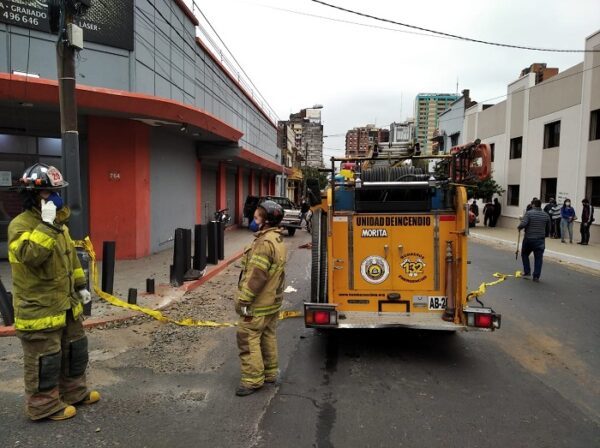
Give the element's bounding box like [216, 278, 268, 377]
[467, 271, 522, 301]
[74, 237, 301, 327]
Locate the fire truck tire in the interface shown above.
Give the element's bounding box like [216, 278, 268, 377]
[310, 209, 327, 303]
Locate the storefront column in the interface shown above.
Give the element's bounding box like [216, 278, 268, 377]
[196, 159, 202, 223]
[217, 162, 227, 211]
[236, 166, 244, 224]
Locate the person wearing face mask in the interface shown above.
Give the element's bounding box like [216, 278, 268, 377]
[560, 198, 576, 243]
[234, 200, 287, 396]
[8, 163, 99, 421]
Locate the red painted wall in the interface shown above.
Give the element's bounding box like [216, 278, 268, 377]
[217, 162, 227, 210]
[88, 117, 150, 259]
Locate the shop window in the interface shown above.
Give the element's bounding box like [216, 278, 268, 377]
[39, 138, 62, 156]
[0, 134, 36, 154]
[590, 109, 600, 141]
[585, 177, 600, 207]
[509, 137, 522, 159]
[540, 178, 557, 203]
[543, 120, 561, 148]
[507, 185, 520, 206]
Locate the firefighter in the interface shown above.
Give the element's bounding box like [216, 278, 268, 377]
[8, 163, 99, 421]
[235, 200, 287, 396]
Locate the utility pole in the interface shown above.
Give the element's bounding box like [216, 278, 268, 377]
[54, 0, 91, 239]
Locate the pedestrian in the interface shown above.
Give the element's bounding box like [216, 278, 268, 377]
[469, 199, 479, 226]
[235, 200, 287, 396]
[491, 197, 502, 227]
[300, 197, 310, 229]
[483, 199, 495, 227]
[518, 198, 551, 282]
[543, 198, 554, 237]
[550, 199, 562, 239]
[560, 198, 576, 243]
[524, 197, 538, 215]
[578, 198, 595, 245]
[8, 163, 99, 421]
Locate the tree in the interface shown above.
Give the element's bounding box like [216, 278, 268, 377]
[467, 176, 505, 202]
[301, 166, 328, 190]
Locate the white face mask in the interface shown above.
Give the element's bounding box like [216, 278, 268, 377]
[565, 202, 571, 206]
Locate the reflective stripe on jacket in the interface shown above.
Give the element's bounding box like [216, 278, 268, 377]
[8, 208, 86, 331]
[236, 228, 287, 317]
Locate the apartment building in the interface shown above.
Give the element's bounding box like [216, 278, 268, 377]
[414, 93, 460, 154]
[463, 31, 600, 243]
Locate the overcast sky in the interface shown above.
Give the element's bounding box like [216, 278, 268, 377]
[190, 0, 600, 159]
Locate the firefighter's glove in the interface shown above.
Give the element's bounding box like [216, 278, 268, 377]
[41, 199, 57, 224]
[235, 301, 251, 317]
[77, 288, 92, 305]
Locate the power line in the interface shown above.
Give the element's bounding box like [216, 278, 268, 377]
[250, 2, 458, 41]
[311, 0, 598, 53]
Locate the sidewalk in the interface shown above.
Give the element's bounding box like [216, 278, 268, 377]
[0, 227, 255, 335]
[469, 225, 600, 272]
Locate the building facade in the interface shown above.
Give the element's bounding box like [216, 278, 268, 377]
[414, 93, 460, 154]
[0, 0, 282, 259]
[288, 107, 324, 168]
[463, 30, 600, 243]
[276, 120, 301, 202]
[345, 125, 388, 158]
[437, 90, 477, 153]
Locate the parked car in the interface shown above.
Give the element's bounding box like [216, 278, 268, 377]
[243, 195, 302, 236]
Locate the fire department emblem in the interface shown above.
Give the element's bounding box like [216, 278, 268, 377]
[400, 253, 426, 282]
[360, 256, 389, 284]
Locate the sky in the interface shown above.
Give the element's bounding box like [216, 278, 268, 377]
[188, 0, 600, 160]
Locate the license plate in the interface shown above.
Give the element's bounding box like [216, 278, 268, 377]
[428, 296, 447, 310]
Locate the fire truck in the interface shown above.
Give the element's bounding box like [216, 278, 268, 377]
[304, 140, 501, 331]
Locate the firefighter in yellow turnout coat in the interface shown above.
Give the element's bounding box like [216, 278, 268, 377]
[235, 200, 287, 396]
[8, 163, 99, 421]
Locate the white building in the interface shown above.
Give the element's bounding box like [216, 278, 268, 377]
[464, 31, 600, 243]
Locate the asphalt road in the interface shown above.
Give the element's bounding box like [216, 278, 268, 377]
[0, 233, 598, 447]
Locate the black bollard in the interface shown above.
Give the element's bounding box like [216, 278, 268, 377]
[146, 278, 155, 294]
[193, 224, 207, 271]
[172, 228, 186, 286]
[127, 288, 137, 305]
[183, 228, 192, 273]
[207, 221, 219, 265]
[101, 241, 116, 294]
[217, 221, 225, 261]
[0, 279, 14, 326]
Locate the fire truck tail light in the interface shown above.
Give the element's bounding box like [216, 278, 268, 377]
[314, 311, 330, 325]
[464, 306, 501, 330]
[304, 304, 338, 327]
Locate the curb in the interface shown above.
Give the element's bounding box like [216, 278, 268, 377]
[469, 232, 600, 272]
[0, 250, 245, 337]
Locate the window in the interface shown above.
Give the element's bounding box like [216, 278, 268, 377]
[489, 143, 495, 162]
[510, 137, 522, 159]
[450, 133, 459, 146]
[585, 177, 600, 207]
[540, 178, 557, 203]
[508, 185, 520, 206]
[543, 120, 561, 148]
[590, 109, 600, 141]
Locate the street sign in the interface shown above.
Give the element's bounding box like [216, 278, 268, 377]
[0, 0, 134, 51]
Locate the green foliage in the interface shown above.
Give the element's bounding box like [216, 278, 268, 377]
[467, 176, 505, 201]
[301, 166, 328, 190]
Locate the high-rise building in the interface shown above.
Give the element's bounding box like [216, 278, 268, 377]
[520, 63, 559, 85]
[345, 124, 388, 157]
[287, 106, 324, 168]
[414, 93, 460, 154]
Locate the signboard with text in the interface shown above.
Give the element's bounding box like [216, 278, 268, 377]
[0, 0, 134, 51]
